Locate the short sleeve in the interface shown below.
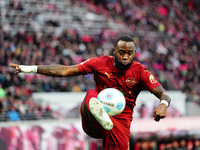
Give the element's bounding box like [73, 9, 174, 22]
[77, 57, 100, 75]
[140, 68, 161, 91]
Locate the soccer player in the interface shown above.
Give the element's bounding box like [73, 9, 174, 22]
[9, 35, 171, 150]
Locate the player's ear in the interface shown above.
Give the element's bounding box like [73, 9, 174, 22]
[113, 48, 116, 55]
[133, 49, 136, 55]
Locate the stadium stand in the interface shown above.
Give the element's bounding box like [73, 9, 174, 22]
[0, 0, 200, 119]
[0, 0, 200, 149]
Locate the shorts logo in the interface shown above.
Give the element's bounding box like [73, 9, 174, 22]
[125, 78, 136, 86]
[149, 75, 157, 84]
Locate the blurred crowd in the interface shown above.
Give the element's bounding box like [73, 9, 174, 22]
[80, 0, 200, 100]
[132, 136, 200, 150]
[89, 135, 200, 150]
[0, 125, 84, 150]
[0, 0, 200, 120]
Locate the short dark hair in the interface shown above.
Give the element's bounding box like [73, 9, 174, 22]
[114, 35, 135, 47]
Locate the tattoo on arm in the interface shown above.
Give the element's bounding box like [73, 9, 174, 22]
[37, 65, 66, 76]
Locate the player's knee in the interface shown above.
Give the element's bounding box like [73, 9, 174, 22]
[81, 98, 97, 123]
[81, 98, 89, 114]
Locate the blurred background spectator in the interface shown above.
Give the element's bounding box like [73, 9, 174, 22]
[0, 0, 199, 119]
[0, 0, 200, 149]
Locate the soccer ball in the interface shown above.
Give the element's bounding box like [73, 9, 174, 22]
[97, 88, 126, 116]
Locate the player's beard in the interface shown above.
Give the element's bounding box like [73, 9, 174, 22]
[114, 57, 133, 71]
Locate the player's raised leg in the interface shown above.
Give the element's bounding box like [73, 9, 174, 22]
[81, 89, 113, 130]
[89, 97, 113, 130]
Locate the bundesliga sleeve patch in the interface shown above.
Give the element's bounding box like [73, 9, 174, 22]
[149, 75, 158, 84]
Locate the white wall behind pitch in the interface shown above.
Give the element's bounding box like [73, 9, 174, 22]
[32, 91, 186, 118]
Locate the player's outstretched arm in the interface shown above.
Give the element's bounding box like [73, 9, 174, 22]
[151, 86, 171, 122]
[9, 63, 81, 77]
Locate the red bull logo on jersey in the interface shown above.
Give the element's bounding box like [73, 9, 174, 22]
[125, 78, 136, 86]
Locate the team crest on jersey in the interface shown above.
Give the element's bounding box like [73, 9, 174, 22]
[149, 75, 157, 84]
[125, 78, 136, 86]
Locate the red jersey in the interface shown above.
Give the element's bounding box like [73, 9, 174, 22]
[77, 55, 161, 126]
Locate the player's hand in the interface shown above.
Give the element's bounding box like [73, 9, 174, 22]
[153, 103, 168, 122]
[9, 63, 21, 74]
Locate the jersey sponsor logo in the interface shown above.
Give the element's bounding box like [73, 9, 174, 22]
[125, 78, 136, 86]
[149, 75, 157, 84]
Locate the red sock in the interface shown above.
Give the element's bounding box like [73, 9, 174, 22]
[85, 89, 98, 111]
